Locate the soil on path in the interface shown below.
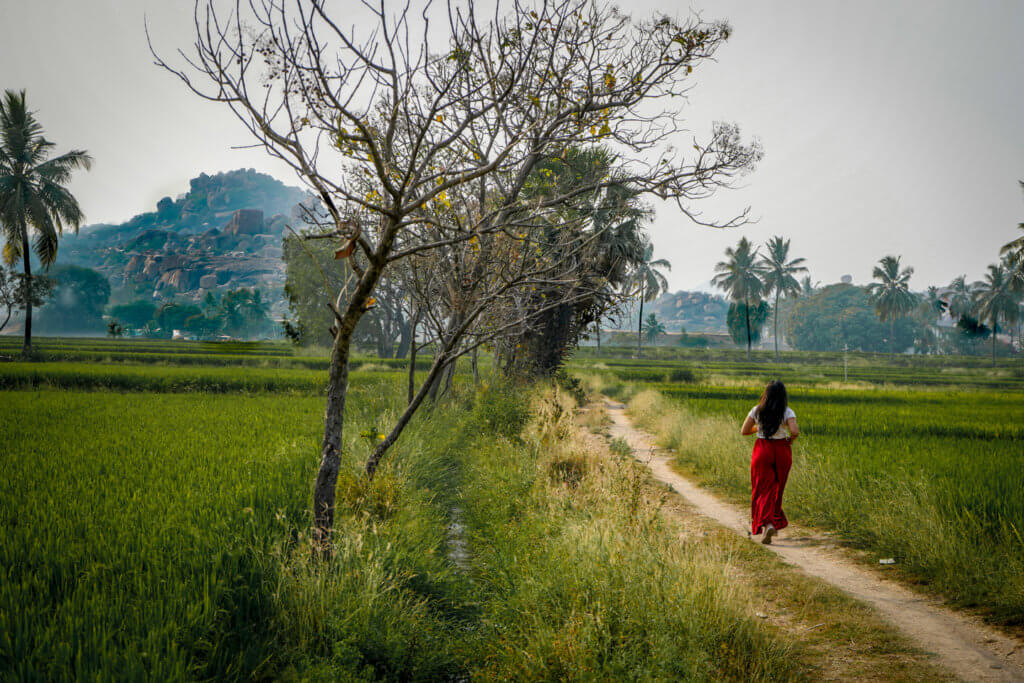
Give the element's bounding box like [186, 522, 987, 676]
[603, 399, 1024, 683]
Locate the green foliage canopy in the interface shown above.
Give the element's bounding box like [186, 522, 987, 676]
[786, 284, 918, 352]
[726, 301, 769, 346]
[283, 235, 354, 347]
[36, 265, 110, 334]
[155, 303, 202, 333]
[107, 300, 158, 329]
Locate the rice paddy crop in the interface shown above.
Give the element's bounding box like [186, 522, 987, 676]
[0, 339, 802, 680]
[566, 353, 1024, 390]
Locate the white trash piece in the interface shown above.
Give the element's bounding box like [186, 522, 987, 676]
[879, 558, 896, 565]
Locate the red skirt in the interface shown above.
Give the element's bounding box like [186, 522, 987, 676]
[750, 438, 792, 535]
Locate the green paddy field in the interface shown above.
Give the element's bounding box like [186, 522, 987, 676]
[0, 337, 1020, 679]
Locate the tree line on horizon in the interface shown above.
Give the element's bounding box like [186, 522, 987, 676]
[695, 219, 1024, 363]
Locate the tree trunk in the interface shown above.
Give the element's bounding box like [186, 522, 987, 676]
[21, 227, 32, 357]
[636, 283, 644, 358]
[0, 301, 11, 335]
[744, 294, 752, 361]
[312, 322, 356, 554]
[395, 317, 412, 359]
[992, 316, 997, 367]
[890, 318, 895, 359]
[773, 290, 780, 362]
[366, 351, 457, 478]
[427, 348, 457, 401]
[471, 346, 479, 386]
[407, 319, 417, 405]
[595, 320, 601, 352]
[375, 316, 395, 358]
[442, 360, 455, 395]
[312, 218, 396, 554]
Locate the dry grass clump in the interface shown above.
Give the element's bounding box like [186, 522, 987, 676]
[575, 404, 612, 435]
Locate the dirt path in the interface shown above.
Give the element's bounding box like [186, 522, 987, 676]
[603, 399, 1024, 683]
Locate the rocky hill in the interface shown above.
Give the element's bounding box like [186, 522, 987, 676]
[622, 289, 729, 334]
[60, 169, 308, 311]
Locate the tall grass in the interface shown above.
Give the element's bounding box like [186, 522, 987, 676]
[459, 389, 797, 680]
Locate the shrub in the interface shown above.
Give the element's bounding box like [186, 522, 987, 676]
[667, 367, 697, 383]
[554, 369, 588, 405]
[608, 437, 632, 457]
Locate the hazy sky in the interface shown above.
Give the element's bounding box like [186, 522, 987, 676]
[2, 0, 1022, 291]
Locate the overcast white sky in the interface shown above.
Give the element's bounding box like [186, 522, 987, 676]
[2, 0, 1022, 291]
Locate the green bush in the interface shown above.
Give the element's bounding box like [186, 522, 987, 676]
[667, 367, 697, 383]
[554, 369, 588, 405]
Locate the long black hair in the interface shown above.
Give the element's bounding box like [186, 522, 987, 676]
[755, 380, 788, 437]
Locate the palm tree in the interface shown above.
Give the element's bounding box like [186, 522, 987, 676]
[0, 90, 92, 355]
[867, 255, 916, 358]
[998, 181, 1024, 290]
[643, 313, 666, 343]
[946, 275, 977, 321]
[759, 236, 807, 361]
[712, 237, 766, 360]
[924, 286, 948, 316]
[631, 242, 670, 357]
[974, 262, 1019, 366]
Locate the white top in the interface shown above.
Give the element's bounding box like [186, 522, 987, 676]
[747, 405, 796, 439]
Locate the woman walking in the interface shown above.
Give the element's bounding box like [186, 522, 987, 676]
[741, 380, 799, 544]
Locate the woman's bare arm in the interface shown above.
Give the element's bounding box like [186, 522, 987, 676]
[786, 417, 800, 442]
[741, 416, 757, 436]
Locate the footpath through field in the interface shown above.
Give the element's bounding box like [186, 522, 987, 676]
[602, 399, 1024, 683]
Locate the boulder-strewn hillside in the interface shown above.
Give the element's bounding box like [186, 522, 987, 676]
[60, 169, 308, 311]
[622, 289, 729, 334]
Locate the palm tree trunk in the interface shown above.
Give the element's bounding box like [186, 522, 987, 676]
[773, 290, 780, 362]
[21, 227, 32, 357]
[744, 294, 752, 361]
[890, 318, 895, 359]
[636, 282, 644, 358]
[992, 316, 997, 367]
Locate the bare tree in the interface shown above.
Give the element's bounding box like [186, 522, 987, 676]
[155, 0, 761, 551]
